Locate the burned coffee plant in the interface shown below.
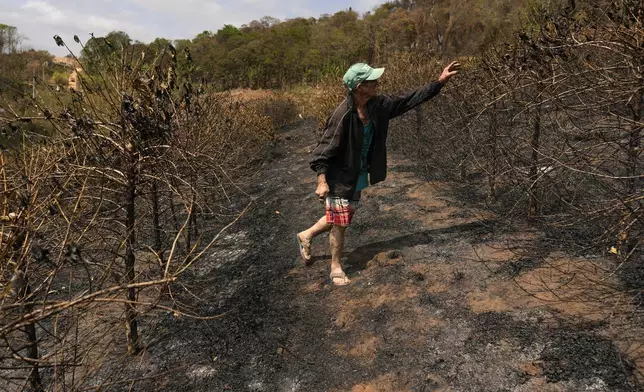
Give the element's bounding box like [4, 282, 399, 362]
[0, 34, 276, 391]
[384, 0, 642, 339]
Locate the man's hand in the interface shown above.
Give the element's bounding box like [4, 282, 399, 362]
[316, 174, 329, 203]
[438, 61, 461, 85]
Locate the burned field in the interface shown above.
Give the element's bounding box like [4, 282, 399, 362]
[123, 121, 642, 392]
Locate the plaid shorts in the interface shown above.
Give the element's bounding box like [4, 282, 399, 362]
[325, 192, 361, 227]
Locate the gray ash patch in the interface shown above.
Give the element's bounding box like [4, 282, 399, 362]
[493, 238, 551, 277]
[541, 330, 638, 391]
[494, 256, 545, 277]
[447, 182, 489, 206]
[617, 256, 644, 293]
[466, 312, 538, 350]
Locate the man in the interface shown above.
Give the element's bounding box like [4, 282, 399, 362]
[297, 61, 461, 286]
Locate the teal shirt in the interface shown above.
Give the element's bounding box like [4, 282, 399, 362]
[356, 122, 373, 192]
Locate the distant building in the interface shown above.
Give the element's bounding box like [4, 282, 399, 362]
[52, 57, 82, 91]
[68, 69, 80, 90]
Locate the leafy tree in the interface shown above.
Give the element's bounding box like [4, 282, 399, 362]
[0, 24, 22, 53]
[80, 31, 133, 73]
[216, 24, 242, 44]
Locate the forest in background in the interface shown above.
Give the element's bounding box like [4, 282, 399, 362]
[2, 0, 530, 92]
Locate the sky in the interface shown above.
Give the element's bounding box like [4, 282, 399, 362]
[2, 0, 384, 56]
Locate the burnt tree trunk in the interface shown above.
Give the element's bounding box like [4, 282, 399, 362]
[190, 193, 198, 241]
[150, 180, 162, 254]
[23, 285, 43, 392]
[186, 174, 198, 256]
[529, 108, 541, 217]
[10, 229, 43, 391]
[487, 113, 499, 203]
[124, 147, 140, 355]
[169, 178, 180, 235]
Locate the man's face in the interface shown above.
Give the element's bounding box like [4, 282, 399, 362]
[357, 79, 379, 98]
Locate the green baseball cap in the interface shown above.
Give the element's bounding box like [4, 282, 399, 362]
[343, 63, 385, 90]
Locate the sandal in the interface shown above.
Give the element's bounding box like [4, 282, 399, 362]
[296, 233, 311, 264]
[330, 270, 351, 286]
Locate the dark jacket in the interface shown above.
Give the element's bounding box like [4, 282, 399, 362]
[310, 81, 444, 198]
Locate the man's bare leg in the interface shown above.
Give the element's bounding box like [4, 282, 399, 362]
[297, 216, 331, 260]
[330, 225, 350, 285]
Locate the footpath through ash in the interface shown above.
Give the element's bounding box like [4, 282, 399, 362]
[140, 119, 642, 392]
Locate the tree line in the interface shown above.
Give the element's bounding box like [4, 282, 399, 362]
[2, 0, 533, 95]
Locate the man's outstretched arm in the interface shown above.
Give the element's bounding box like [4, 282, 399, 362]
[383, 61, 461, 119]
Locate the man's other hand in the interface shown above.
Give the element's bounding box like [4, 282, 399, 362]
[439, 61, 461, 84]
[316, 179, 330, 203]
[316, 183, 329, 202]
